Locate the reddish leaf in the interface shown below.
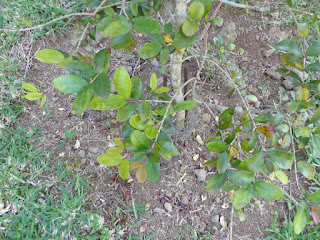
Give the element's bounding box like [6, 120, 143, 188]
[124, 191, 130, 201]
[256, 126, 277, 138]
[311, 208, 320, 224]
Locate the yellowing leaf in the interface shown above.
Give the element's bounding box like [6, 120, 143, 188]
[22, 83, 39, 92]
[119, 159, 130, 179]
[136, 165, 147, 183]
[131, 161, 143, 169]
[256, 126, 277, 138]
[25, 92, 44, 100]
[163, 32, 172, 43]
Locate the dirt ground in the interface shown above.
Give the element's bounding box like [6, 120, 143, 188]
[19, 4, 304, 240]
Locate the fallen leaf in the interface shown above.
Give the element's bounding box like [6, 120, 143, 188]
[140, 225, 147, 233]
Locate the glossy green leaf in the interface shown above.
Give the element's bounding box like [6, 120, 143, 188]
[217, 151, 229, 173]
[228, 170, 254, 187]
[206, 172, 227, 193]
[119, 159, 130, 179]
[267, 150, 294, 169]
[155, 141, 179, 161]
[160, 47, 170, 65]
[189, 1, 205, 20]
[129, 114, 153, 130]
[275, 170, 288, 184]
[94, 48, 111, 74]
[306, 40, 320, 56]
[149, 73, 157, 91]
[130, 130, 152, 150]
[233, 187, 253, 209]
[131, 76, 143, 99]
[256, 113, 273, 123]
[145, 126, 158, 139]
[25, 92, 43, 100]
[297, 161, 315, 180]
[206, 139, 228, 152]
[145, 157, 160, 183]
[306, 190, 320, 205]
[173, 27, 199, 50]
[73, 85, 92, 115]
[241, 131, 258, 152]
[122, 121, 135, 139]
[282, 53, 303, 70]
[219, 110, 233, 130]
[139, 42, 162, 59]
[133, 17, 161, 34]
[149, 151, 160, 163]
[35, 49, 65, 64]
[103, 15, 132, 37]
[176, 100, 197, 110]
[90, 94, 126, 110]
[139, 101, 151, 121]
[114, 66, 131, 99]
[239, 152, 265, 173]
[92, 74, 110, 99]
[66, 60, 96, 79]
[294, 201, 310, 235]
[155, 87, 170, 93]
[253, 182, 283, 200]
[22, 83, 39, 92]
[97, 153, 123, 166]
[52, 75, 87, 94]
[111, 34, 137, 51]
[225, 132, 236, 145]
[276, 40, 303, 57]
[116, 102, 137, 122]
[182, 20, 199, 37]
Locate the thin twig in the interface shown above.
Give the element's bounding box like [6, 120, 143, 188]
[199, 2, 223, 40]
[0, 0, 125, 32]
[73, 22, 90, 54]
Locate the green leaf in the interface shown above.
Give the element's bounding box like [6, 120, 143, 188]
[276, 40, 303, 57]
[122, 121, 135, 139]
[90, 94, 126, 110]
[306, 62, 320, 71]
[267, 150, 294, 169]
[22, 83, 39, 92]
[176, 100, 197, 110]
[119, 159, 130, 179]
[114, 66, 131, 99]
[139, 42, 162, 59]
[94, 48, 111, 74]
[309, 108, 320, 124]
[160, 47, 170, 65]
[73, 85, 93, 115]
[253, 182, 283, 200]
[189, 1, 205, 20]
[0, 10, 4, 29]
[145, 157, 160, 183]
[139, 101, 151, 121]
[130, 130, 152, 150]
[129, 115, 153, 130]
[145, 126, 158, 139]
[228, 170, 254, 187]
[111, 34, 137, 51]
[217, 151, 229, 173]
[149, 151, 160, 163]
[103, 15, 132, 38]
[97, 153, 123, 166]
[306, 190, 320, 205]
[233, 187, 253, 209]
[211, 17, 223, 26]
[256, 113, 273, 123]
[239, 152, 265, 173]
[25, 92, 43, 100]
[35, 49, 65, 64]
[92, 74, 110, 99]
[293, 201, 310, 235]
[149, 73, 157, 91]
[281, 132, 291, 148]
[298, 127, 312, 137]
[282, 53, 303, 70]
[182, 20, 199, 37]
[206, 172, 227, 193]
[206, 139, 228, 152]
[116, 102, 137, 122]
[131, 76, 143, 99]
[130, 2, 139, 16]
[155, 141, 179, 161]
[241, 131, 258, 152]
[225, 132, 236, 145]
[66, 60, 96, 79]
[298, 23, 310, 38]
[306, 40, 320, 56]
[173, 26, 199, 50]
[155, 87, 170, 93]
[218, 109, 233, 130]
[133, 17, 161, 34]
[275, 170, 288, 184]
[52, 75, 87, 94]
[297, 161, 315, 180]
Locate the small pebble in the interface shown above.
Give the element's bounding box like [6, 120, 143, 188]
[235, 106, 243, 114]
[78, 150, 86, 158]
[194, 169, 207, 182]
[153, 207, 166, 214]
[262, 48, 276, 58]
[89, 147, 99, 154]
[211, 215, 220, 223]
[125, 65, 133, 74]
[151, 58, 160, 68]
[202, 113, 211, 123]
[181, 195, 189, 205]
[164, 202, 173, 212]
[254, 101, 261, 109]
[215, 197, 221, 203]
[282, 78, 294, 90]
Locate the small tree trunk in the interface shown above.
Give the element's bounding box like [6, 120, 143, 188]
[171, 0, 188, 130]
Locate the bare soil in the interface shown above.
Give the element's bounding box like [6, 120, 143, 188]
[19, 4, 305, 240]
